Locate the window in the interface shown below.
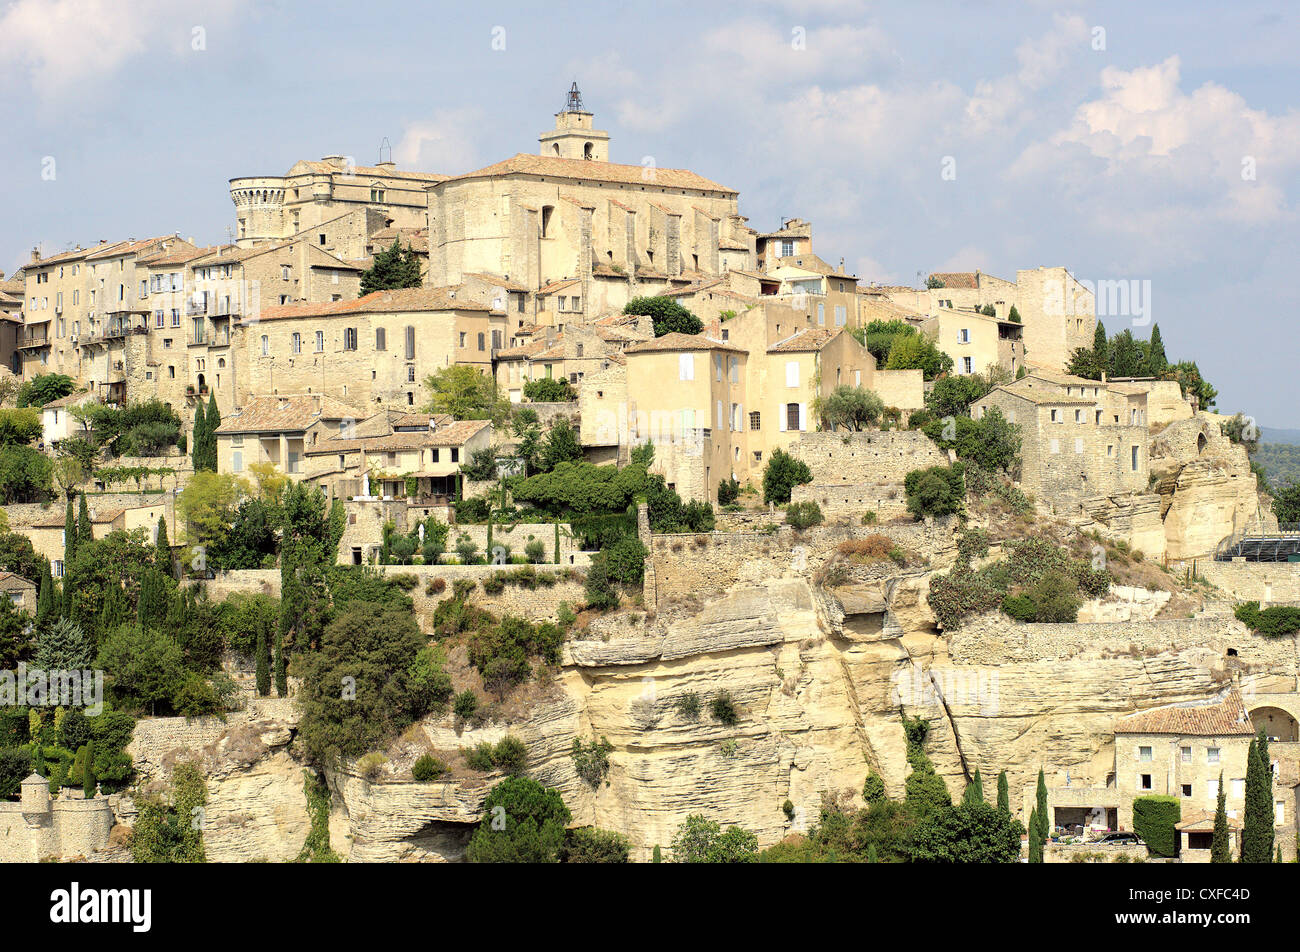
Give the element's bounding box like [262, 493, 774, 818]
[1050, 409, 1059, 422]
[750, 411, 761, 430]
[714, 354, 722, 381]
[678, 353, 694, 381]
[541, 205, 554, 238]
[261, 335, 269, 356]
[786, 403, 800, 431]
[405, 326, 415, 360]
[316, 331, 324, 352]
[1230, 779, 1245, 799]
[459, 332, 466, 348]
[1049, 438, 1060, 454]
[1140, 774, 1152, 790]
[779, 239, 794, 257]
[1139, 746, 1152, 762]
[1181, 784, 1192, 797]
[407, 365, 416, 382]
[477, 332, 485, 351]
[281, 265, 290, 281]
[962, 357, 972, 374]
[291, 332, 301, 354]
[344, 328, 358, 351]
[370, 186, 385, 202]
[730, 358, 739, 383]
[451, 448, 459, 463]
[558, 296, 566, 311]
[1207, 746, 1220, 765]
[1131, 446, 1139, 471]
[231, 450, 243, 472]
[171, 308, 180, 326]
[816, 302, 824, 325]
[785, 361, 799, 387]
[959, 328, 970, 343]
[1181, 746, 1192, 764]
[1074, 409, 1083, 423]
[375, 327, 386, 351]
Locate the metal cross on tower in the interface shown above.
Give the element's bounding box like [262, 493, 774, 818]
[563, 81, 584, 113]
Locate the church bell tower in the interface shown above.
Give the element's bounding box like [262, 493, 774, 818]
[539, 82, 610, 162]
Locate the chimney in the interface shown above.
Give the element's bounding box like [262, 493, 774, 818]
[30, 247, 40, 263]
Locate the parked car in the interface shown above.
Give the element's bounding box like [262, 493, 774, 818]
[1096, 832, 1144, 846]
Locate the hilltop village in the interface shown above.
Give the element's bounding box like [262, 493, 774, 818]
[0, 86, 1294, 864]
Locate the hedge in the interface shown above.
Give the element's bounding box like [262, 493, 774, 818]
[1132, 795, 1180, 857]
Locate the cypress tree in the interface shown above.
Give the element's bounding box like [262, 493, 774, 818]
[1146, 324, 1168, 376]
[155, 516, 171, 575]
[33, 744, 45, 777]
[76, 494, 93, 547]
[255, 625, 271, 697]
[98, 585, 127, 636]
[1110, 330, 1139, 378]
[36, 561, 54, 628]
[867, 843, 879, 863]
[1092, 321, 1108, 375]
[191, 401, 208, 473]
[1242, 732, 1274, 863]
[274, 617, 288, 697]
[82, 741, 95, 799]
[137, 568, 169, 629]
[996, 770, 1010, 815]
[1036, 768, 1050, 841]
[204, 393, 221, 471]
[1210, 770, 1231, 863]
[63, 497, 77, 564]
[1028, 807, 1043, 863]
[651, 845, 661, 863]
[963, 768, 984, 807]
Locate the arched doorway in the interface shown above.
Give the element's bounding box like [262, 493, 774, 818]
[1250, 706, 1299, 742]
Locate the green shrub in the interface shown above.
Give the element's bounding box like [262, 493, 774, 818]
[1132, 795, 1180, 858]
[717, 477, 740, 507]
[927, 564, 1006, 628]
[1234, 601, 1300, 636]
[785, 500, 823, 530]
[904, 464, 965, 519]
[560, 827, 630, 863]
[453, 690, 479, 721]
[358, 752, 388, 780]
[571, 735, 614, 788]
[464, 742, 496, 772]
[675, 692, 701, 721]
[491, 735, 529, 776]
[762, 449, 812, 505]
[584, 553, 619, 611]
[525, 539, 546, 564]
[710, 691, 739, 725]
[957, 528, 990, 563]
[603, 535, 648, 585]
[412, 753, 447, 782]
[1001, 593, 1037, 622]
[454, 497, 490, 523]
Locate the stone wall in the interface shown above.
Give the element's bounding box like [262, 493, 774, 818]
[790, 429, 947, 485]
[0, 789, 114, 862]
[1045, 842, 1149, 864]
[645, 517, 957, 609]
[1197, 560, 1300, 604]
[204, 564, 588, 627]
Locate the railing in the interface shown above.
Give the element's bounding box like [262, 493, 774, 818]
[1215, 524, 1300, 561]
[16, 333, 49, 348]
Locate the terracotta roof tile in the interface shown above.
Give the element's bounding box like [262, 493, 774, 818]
[1115, 689, 1254, 736]
[250, 286, 491, 322]
[624, 332, 745, 355]
[438, 153, 735, 194]
[216, 394, 363, 434]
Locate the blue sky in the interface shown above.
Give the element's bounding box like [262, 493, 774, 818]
[3, 0, 1298, 424]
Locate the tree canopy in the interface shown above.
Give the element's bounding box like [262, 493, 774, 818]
[359, 239, 422, 295]
[623, 296, 703, 337]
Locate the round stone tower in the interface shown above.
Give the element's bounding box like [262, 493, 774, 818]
[20, 773, 50, 817]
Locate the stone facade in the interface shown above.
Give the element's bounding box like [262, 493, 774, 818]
[0, 775, 113, 862]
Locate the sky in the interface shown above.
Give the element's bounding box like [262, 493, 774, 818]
[2, 0, 1298, 424]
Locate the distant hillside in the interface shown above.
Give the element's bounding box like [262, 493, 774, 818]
[1256, 442, 1300, 489]
[1262, 427, 1300, 445]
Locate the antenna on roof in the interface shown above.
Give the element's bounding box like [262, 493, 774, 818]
[378, 137, 392, 164]
[563, 81, 584, 113]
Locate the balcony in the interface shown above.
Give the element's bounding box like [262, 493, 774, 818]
[16, 330, 50, 349]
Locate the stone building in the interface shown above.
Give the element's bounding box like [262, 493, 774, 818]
[0, 272, 23, 375]
[19, 501, 165, 579]
[919, 307, 1024, 378]
[235, 287, 507, 410]
[229, 155, 446, 248]
[0, 774, 113, 862]
[0, 571, 37, 612]
[973, 371, 1150, 513]
[424, 85, 755, 324]
[215, 393, 364, 480]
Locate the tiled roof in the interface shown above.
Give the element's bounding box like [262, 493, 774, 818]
[285, 160, 447, 183]
[928, 272, 980, 290]
[993, 382, 1094, 406]
[306, 418, 489, 453]
[1115, 689, 1254, 736]
[0, 571, 35, 590]
[31, 507, 127, 528]
[84, 235, 180, 261]
[41, 391, 95, 410]
[251, 286, 491, 322]
[138, 245, 220, 267]
[767, 327, 838, 353]
[624, 332, 744, 354]
[438, 153, 736, 194]
[1176, 810, 1242, 832]
[216, 394, 363, 434]
[495, 339, 554, 360]
[537, 278, 580, 295]
[462, 272, 528, 293]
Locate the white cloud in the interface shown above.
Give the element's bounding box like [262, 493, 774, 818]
[393, 108, 486, 175]
[0, 0, 248, 97]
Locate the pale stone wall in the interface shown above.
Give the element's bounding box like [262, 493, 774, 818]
[790, 430, 948, 485]
[0, 787, 113, 862]
[1197, 560, 1300, 604]
[871, 368, 924, 411]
